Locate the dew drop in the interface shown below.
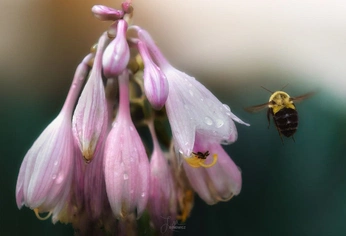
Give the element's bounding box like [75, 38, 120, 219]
[129, 126, 134, 131]
[204, 116, 213, 126]
[215, 119, 224, 128]
[221, 139, 232, 145]
[52, 175, 57, 180]
[223, 104, 231, 111]
[141, 192, 146, 197]
[56, 174, 64, 184]
[189, 90, 194, 96]
[54, 161, 58, 166]
[123, 173, 129, 180]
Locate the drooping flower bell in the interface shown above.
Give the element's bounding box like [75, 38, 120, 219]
[72, 32, 109, 162]
[147, 121, 176, 233]
[183, 134, 242, 205]
[137, 29, 249, 157]
[16, 53, 92, 221]
[104, 70, 150, 219]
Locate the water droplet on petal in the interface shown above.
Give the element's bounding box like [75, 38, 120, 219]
[215, 119, 224, 128]
[123, 173, 129, 180]
[223, 104, 231, 111]
[56, 174, 64, 184]
[189, 90, 194, 96]
[129, 126, 134, 131]
[54, 161, 58, 166]
[221, 139, 232, 145]
[204, 116, 213, 126]
[141, 192, 146, 197]
[52, 175, 57, 180]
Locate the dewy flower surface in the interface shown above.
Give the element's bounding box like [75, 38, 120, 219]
[137, 29, 249, 156]
[16, 53, 92, 220]
[16, 1, 249, 235]
[183, 135, 242, 205]
[104, 70, 149, 219]
[72, 32, 109, 162]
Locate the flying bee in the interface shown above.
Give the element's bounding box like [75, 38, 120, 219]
[245, 86, 314, 143]
[192, 151, 210, 160]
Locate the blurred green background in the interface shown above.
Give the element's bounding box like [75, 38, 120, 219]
[1, 0, 346, 235]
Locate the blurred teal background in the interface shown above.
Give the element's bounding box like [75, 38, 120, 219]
[1, 0, 346, 235]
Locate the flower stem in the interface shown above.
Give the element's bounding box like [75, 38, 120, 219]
[117, 70, 131, 119]
[137, 29, 170, 68]
[61, 53, 93, 117]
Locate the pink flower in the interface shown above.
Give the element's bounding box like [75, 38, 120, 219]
[91, 5, 124, 21]
[103, 20, 130, 78]
[137, 41, 169, 110]
[147, 122, 176, 232]
[104, 70, 150, 218]
[72, 32, 109, 162]
[16, 54, 92, 220]
[138, 29, 249, 156]
[183, 135, 242, 205]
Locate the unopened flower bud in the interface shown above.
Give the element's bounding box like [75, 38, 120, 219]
[72, 33, 109, 162]
[137, 41, 168, 110]
[103, 20, 130, 78]
[91, 5, 124, 21]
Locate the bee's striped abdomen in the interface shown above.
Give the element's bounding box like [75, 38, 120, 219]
[272, 108, 298, 137]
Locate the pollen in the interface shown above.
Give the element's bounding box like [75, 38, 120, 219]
[185, 152, 218, 168]
[34, 208, 52, 220]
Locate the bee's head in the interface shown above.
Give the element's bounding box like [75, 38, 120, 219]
[269, 91, 291, 106]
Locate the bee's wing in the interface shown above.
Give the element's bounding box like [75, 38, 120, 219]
[244, 102, 270, 113]
[290, 91, 315, 103]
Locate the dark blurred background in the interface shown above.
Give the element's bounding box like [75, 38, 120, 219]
[1, 1, 346, 235]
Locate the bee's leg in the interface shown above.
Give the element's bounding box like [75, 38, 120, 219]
[267, 109, 271, 129]
[292, 136, 296, 143]
[278, 131, 284, 145]
[275, 126, 284, 145]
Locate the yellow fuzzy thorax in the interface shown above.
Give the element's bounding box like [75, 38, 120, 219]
[268, 91, 296, 114]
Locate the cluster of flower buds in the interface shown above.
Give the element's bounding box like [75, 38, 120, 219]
[15, 1, 249, 235]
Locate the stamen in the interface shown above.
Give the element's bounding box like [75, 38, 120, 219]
[34, 208, 52, 220]
[177, 190, 194, 222]
[184, 153, 218, 168]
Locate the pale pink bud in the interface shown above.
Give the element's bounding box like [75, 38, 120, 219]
[183, 136, 242, 205]
[137, 41, 169, 110]
[121, 2, 133, 14]
[16, 54, 92, 218]
[72, 33, 109, 162]
[91, 5, 124, 21]
[103, 20, 130, 78]
[104, 70, 149, 218]
[147, 123, 176, 232]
